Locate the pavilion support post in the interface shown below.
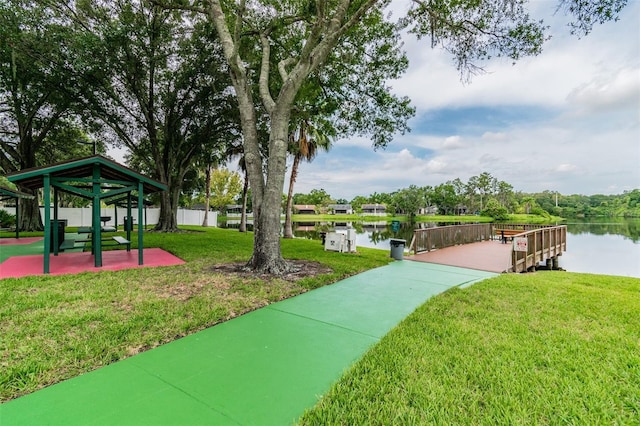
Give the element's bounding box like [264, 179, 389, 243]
[15, 196, 20, 239]
[114, 204, 118, 231]
[43, 175, 51, 274]
[138, 182, 144, 265]
[126, 195, 132, 242]
[93, 164, 102, 267]
[53, 189, 59, 256]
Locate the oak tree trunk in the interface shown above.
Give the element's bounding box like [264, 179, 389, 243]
[18, 189, 43, 232]
[155, 180, 180, 231]
[245, 109, 291, 273]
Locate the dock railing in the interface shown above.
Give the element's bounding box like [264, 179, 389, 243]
[408, 223, 494, 253]
[409, 223, 567, 273]
[507, 225, 567, 273]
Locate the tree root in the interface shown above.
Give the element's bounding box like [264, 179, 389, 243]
[244, 257, 302, 276]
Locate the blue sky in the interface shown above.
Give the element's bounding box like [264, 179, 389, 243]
[286, 0, 640, 201]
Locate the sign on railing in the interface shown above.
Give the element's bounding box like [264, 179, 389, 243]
[513, 237, 528, 252]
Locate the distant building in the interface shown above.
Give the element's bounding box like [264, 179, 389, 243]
[328, 204, 353, 214]
[361, 204, 386, 216]
[418, 206, 439, 215]
[455, 204, 468, 215]
[293, 204, 316, 214]
[225, 204, 244, 216]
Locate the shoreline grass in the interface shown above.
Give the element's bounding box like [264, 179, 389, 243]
[0, 227, 391, 402]
[216, 213, 562, 224]
[299, 272, 640, 424]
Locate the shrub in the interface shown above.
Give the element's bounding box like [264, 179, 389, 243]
[482, 198, 509, 221]
[0, 209, 16, 228]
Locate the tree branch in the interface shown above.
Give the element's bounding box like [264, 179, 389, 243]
[148, 0, 206, 15]
[278, 57, 296, 85]
[259, 33, 276, 114]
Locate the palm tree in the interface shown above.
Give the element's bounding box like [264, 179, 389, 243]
[236, 154, 249, 232]
[283, 119, 332, 238]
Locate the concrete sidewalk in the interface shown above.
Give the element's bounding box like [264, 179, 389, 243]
[0, 261, 495, 425]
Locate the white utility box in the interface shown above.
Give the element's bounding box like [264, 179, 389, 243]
[336, 229, 357, 252]
[324, 230, 357, 253]
[324, 232, 346, 252]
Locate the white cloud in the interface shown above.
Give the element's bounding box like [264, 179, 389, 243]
[442, 135, 464, 149]
[391, 0, 640, 113]
[481, 132, 508, 142]
[555, 163, 578, 173]
[566, 67, 640, 114]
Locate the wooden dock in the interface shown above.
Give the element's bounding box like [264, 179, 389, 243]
[407, 224, 567, 273]
[407, 240, 512, 273]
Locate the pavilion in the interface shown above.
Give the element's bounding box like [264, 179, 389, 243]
[7, 155, 167, 274]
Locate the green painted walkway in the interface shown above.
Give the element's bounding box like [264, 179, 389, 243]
[0, 261, 496, 425]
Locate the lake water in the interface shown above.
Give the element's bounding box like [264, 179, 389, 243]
[219, 218, 640, 278]
[557, 220, 640, 278]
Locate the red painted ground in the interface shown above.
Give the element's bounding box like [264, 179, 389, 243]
[0, 237, 43, 245]
[0, 248, 184, 279]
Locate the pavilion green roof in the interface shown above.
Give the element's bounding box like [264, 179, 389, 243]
[0, 185, 35, 202]
[6, 155, 166, 194]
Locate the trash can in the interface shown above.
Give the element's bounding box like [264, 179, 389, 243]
[123, 216, 133, 231]
[49, 220, 67, 251]
[390, 238, 406, 260]
[319, 231, 327, 245]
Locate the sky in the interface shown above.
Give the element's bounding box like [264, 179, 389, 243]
[283, 0, 640, 201]
[102, 1, 640, 202]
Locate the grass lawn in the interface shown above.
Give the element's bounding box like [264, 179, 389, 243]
[0, 226, 391, 402]
[3, 226, 638, 423]
[299, 272, 640, 424]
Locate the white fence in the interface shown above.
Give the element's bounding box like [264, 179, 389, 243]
[0, 207, 216, 227]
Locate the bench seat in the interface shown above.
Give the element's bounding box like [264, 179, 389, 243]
[59, 239, 78, 250]
[111, 236, 130, 245]
[495, 229, 525, 244]
[78, 226, 117, 234]
[59, 236, 130, 252]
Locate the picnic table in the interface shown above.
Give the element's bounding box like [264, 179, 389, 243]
[60, 226, 130, 252]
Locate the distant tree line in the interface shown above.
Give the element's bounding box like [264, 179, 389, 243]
[286, 172, 640, 220]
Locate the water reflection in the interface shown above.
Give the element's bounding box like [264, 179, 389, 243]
[220, 220, 452, 249]
[565, 218, 640, 243]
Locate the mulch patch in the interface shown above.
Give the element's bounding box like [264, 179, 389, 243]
[209, 259, 333, 282]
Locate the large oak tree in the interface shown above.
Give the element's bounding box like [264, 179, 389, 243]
[0, 1, 81, 230]
[53, 0, 240, 231]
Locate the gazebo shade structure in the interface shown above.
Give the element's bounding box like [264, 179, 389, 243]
[0, 186, 35, 239]
[7, 155, 167, 273]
